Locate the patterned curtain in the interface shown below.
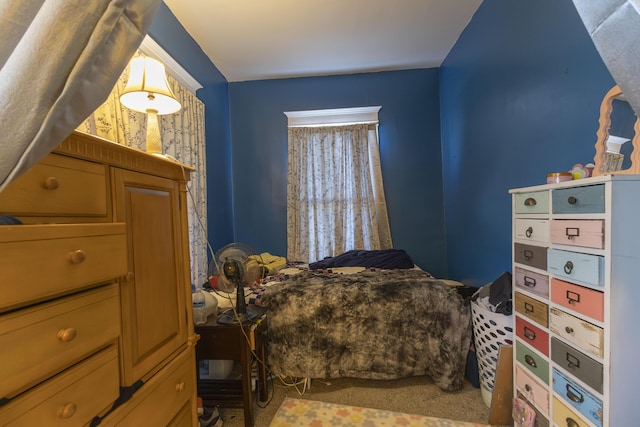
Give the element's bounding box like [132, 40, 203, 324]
[77, 62, 208, 288]
[287, 123, 392, 263]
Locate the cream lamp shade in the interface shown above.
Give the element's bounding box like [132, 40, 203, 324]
[120, 56, 181, 154]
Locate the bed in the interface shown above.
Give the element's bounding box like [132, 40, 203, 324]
[257, 251, 473, 392]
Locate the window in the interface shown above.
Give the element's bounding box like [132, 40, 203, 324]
[285, 107, 392, 263]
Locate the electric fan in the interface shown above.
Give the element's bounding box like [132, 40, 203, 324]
[208, 243, 264, 324]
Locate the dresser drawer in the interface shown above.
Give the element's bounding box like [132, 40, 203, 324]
[515, 191, 549, 214]
[0, 284, 120, 399]
[550, 219, 604, 249]
[515, 364, 549, 416]
[168, 401, 195, 427]
[0, 223, 127, 312]
[0, 346, 119, 426]
[0, 153, 108, 217]
[514, 243, 548, 270]
[552, 185, 605, 214]
[102, 348, 195, 426]
[552, 368, 603, 427]
[551, 278, 604, 322]
[515, 292, 549, 328]
[547, 249, 604, 287]
[551, 338, 603, 393]
[516, 391, 549, 427]
[516, 316, 549, 356]
[516, 340, 549, 384]
[550, 307, 603, 358]
[515, 266, 549, 298]
[553, 396, 591, 427]
[515, 219, 550, 243]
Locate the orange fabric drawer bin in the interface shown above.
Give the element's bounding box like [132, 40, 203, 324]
[551, 278, 604, 322]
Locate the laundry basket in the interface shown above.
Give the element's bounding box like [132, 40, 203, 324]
[471, 298, 513, 407]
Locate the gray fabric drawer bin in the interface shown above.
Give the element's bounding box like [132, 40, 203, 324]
[551, 337, 603, 394]
[514, 243, 547, 271]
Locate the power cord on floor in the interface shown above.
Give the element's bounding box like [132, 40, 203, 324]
[277, 376, 312, 395]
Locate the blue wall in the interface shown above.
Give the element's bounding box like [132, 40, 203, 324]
[149, 3, 234, 251]
[228, 70, 448, 277]
[439, 0, 615, 286]
[150, 0, 619, 285]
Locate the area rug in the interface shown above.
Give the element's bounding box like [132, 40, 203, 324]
[269, 397, 492, 427]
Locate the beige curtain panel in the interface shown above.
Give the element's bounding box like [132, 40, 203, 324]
[0, 0, 162, 193]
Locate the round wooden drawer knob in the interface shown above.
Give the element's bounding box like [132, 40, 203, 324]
[68, 250, 86, 264]
[175, 382, 185, 392]
[57, 402, 76, 419]
[43, 176, 60, 190]
[57, 328, 77, 343]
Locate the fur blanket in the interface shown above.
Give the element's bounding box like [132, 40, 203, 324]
[262, 269, 472, 391]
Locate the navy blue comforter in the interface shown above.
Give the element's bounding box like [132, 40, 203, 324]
[308, 249, 414, 270]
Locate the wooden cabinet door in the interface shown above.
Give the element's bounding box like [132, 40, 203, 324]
[112, 168, 188, 386]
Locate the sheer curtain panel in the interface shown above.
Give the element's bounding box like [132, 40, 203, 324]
[287, 123, 392, 263]
[0, 0, 162, 193]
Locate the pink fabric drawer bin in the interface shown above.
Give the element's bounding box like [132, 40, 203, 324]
[550, 219, 604, 249]
[515, 364, 549, 416]
[516, 315, 549, 356]
[551, 278, 604, 322]
[515, 266, 549, 298]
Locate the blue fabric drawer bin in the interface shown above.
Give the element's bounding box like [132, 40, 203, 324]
[547, 249, 604, 287]
[552, 184, 605, 214]
[552, 368, 603, 427]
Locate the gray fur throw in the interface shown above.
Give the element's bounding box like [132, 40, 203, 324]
[262, 269, 472, 391]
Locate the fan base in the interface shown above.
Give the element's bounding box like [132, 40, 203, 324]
[217, 306, 267, 325]
[218, 310, 250, 325]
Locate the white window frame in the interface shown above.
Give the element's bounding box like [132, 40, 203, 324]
[284, 106, 381, 127]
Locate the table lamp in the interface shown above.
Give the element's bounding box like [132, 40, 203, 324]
[120, 55, 181, 155]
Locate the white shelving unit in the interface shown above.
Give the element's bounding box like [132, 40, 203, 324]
[510, 175, 640, 427]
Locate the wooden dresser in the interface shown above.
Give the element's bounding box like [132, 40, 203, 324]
[0, 131, 198, 426]
[510, 176, 640, 427]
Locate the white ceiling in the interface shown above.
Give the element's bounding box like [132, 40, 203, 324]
[163, 0, 483, 83]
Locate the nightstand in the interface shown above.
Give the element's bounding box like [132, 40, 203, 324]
[194, 314, 268, 427]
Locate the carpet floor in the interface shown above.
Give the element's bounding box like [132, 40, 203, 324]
[215, 375, 498, 427]
[269, 397, 491, 426]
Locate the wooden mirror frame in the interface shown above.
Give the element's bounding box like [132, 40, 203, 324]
[593, 85, 640, 176]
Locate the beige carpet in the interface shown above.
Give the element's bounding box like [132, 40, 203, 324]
[269, 397, 491, 426]
[216, 375, 499, 427]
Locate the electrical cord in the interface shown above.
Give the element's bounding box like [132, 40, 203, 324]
[277, 376, 311, 395]
[165, 152, 277, 405]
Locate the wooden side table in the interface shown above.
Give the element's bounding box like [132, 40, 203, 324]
[195, 314, 268, 427]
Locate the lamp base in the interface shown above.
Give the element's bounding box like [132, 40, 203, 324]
[145, 109, 162, 155]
